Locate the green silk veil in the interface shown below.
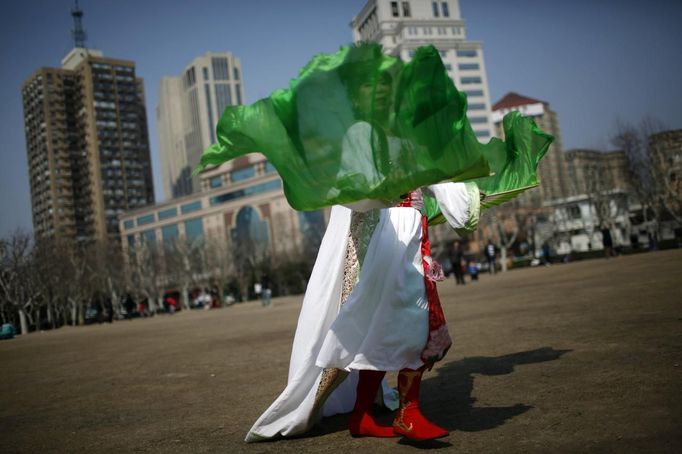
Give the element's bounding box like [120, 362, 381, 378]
[197, 43, 553, 213]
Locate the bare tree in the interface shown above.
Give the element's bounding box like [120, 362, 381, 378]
[612, 117, 677, 233]
[0, 231, 38, 334]
[478, 206, 520, 273]
[130, 239, 164, 314]
[203, 236, 236, 306]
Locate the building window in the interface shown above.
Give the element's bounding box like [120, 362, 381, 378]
[457, 49, 477, 57]
[233, 67, 240, 81]
[184, 66, 196, 88]
[459, 63, 480, 70]
[204, 84, 216, 144]
[158, 207, 177, 220]
[231, 166, 256, 182]
[137, 213, 155, 225]
[202, 67, 209, 80]
[232, 206, 269, 256]
[298, 210, 326, 255]
[264, 161, 277, 173]
[212, 57, 229, 80]
[235, 84, 242, 105]
[432, 1, 439, 17]
[444, 64, 452, 71]
[469, 103, 486, 110]
[474, 130, 490, 138]
[210, 176, 222, 188]
[184, 218, 204, 243]
[441, 2, 450, 17]
[439, 50, 447, 58]
[123, 219, 135, 230]
[469, 116, 488, 124]
[464, 89, 484, 97]
[209, 179, 282, 206]
[161, 224, 179, 248]
[568, 205, 581, 220]
[402, 2, 411, 17]
[141, 229, 156, 247]
[461, 76, 482, 84]
[215, 84, 232, 114]
[180, 200, 202, 214]
[391, 1, 399, 16]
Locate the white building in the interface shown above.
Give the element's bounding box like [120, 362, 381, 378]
[351, 0, 494, 140]
[157, 52, 245, 200]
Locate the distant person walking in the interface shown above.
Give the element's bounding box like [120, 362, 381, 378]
[541, 242, 552, 266]
[261, 274, 272, 307]
[467, 258, 479, 282]
[601, 224, 615, 258]
[449, 240, 466, 285]
[485, 240, 497, 274]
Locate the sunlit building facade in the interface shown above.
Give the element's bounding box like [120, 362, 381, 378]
[157, 52, 245, 200]
[351, 0, 495, 140]
[119, 153, 327, 262]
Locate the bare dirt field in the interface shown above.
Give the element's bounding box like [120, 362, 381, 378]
[1, 249, 681, 453]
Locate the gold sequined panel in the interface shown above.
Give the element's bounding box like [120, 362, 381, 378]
[311, 368, 349, 423]
[341, 210, 380, 305]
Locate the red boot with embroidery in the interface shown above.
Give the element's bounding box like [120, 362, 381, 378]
[393, 367, 449, 441]
[348, 370, 397, 437]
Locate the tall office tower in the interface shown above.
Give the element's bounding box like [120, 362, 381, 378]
[157, 52, 245, 200]
[351, 0, 495, 140]
[492, 92, 570, 204]
[21, 3, 153, 242]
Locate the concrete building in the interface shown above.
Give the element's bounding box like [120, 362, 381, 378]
[22, 47, 154, 242]
[351, 0, 495, 140]
[540, 149, 631, 254]
[492, 92, 570, 204]
[119, 153, 327, 267]
[156, 52, 244, 199]
[564, 149, 630, 196]
[648, 129, 682, 205]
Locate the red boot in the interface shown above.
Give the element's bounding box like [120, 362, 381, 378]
[348, 370, 396, 437]
[393, 367, 448, 440]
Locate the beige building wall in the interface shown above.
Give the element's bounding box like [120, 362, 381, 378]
[119, 153, 328, 266]
[564, 149, 630, 195]
[22, 48, 154, 242]
[156, 52, 245, 200]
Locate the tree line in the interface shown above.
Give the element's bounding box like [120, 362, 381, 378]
[0, 231, 317, 335]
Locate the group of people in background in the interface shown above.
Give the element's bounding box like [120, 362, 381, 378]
[448, 239, 492, 286]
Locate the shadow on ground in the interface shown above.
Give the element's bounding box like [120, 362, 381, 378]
[423, 347, 572, 433]
[308, 346, 570, 447]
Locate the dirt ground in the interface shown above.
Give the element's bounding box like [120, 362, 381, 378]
[1, 250, 681, 453]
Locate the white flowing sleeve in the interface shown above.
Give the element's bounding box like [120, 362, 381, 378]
[427, 181, 481, 232]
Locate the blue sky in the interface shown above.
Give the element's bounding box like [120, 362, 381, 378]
[1, 0, 681, 238]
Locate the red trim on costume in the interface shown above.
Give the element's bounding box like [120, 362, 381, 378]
[396, 191, 452, 366]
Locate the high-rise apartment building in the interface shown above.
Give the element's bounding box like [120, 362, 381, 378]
[351, 0, 494, 140]
[22, 47, 154, 242]
[157, 52, 244, 200]
[492, 92, 570, 204]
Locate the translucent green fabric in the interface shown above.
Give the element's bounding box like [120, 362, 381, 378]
[197, 43, 552, 211]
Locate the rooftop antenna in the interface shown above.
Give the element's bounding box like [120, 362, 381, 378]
[71, 0, 87, 48]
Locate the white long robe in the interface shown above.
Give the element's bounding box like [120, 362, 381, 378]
[245, 182, 478, 442]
